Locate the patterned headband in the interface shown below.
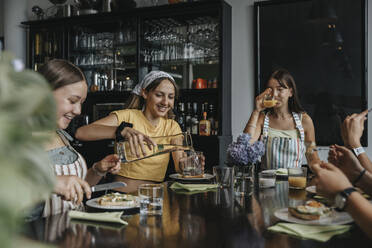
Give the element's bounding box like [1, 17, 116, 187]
[132, 70, 175, 96]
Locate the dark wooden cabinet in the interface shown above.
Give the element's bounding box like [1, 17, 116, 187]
[22, 0, 232, 173]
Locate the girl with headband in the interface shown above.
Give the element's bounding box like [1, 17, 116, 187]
[76, 71, 199, 192]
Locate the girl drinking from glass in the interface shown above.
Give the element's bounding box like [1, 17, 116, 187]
[243, 68, 320, 170]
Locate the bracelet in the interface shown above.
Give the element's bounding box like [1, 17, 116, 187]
[92, 163, 107, 177]
[115, 121, 133, 141]
[352, 169, 366, 186]
[247, 123, 257, 129]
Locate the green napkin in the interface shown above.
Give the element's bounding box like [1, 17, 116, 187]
[276, 168, 288, 175]
[268, 223, 351, 242]
[170, 182, 218, 192]
[68, 211, 128, 225]
[71, 219, 127, 231]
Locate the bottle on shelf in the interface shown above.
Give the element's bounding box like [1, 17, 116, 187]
[191, 102, 199, 135]
[176, 102, 186, 131]
[34, 33, 44, 71]
[199, 111, 211, 136]
[201, 102, 208, 115]
[185, 102, 192, 134]
[208, 104, 217, 135]
[90, 72, 100, 92]
[212, 77, 218, 88]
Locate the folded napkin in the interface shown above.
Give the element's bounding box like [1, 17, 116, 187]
[268, 223, 351, 242]
[170, 182, 218, 192]
[276, 168, 288, 175]
[71, 219, 126, 231]
[68, 211, 127, 225]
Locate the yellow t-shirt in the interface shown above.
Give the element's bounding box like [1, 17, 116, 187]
[111, 109, 182, 182]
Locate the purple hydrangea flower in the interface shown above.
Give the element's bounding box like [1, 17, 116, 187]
[227, 133, 265, 166]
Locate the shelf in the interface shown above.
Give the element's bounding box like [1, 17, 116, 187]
[70, 43, 136, 54]
[77, 64, 136, 70]
[142, 57, 219, 66]
[88, 91, 131, 98]
[71, 48, 114, 54]
[180, 88, 218, 95]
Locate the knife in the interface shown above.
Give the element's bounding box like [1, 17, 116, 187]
[91, 182, 127, 192]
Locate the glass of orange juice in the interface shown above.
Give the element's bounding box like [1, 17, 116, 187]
[263, 93, 277, 108]
[287, 167, 307, 189]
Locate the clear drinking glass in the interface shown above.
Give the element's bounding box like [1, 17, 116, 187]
[259, 170, 276, 188]
[138, 184, 164, 215]
[116, 132, 193, 163]
[288, 167, 307, 189]
[179, 150, 204, 177]
[263, 92, 277, 108]
[213, 166, 234, 188]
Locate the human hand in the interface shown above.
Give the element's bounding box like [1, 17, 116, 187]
[341, 109, 368, 148]
[54, 175, 91, 204]
[328, 144, 364, 182]
[312, 162, 352, 199]
[120, 127, 156, 157]
[255, 88, 272, 112]
[94, 154, 121, 174]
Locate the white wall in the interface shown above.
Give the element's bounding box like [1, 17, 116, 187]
[0, 0, 4, 37]
[4, 0, 28, 62]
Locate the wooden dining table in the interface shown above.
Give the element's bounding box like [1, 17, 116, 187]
[23, 179, 372, 248]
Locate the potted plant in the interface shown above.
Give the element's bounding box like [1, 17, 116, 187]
[0, 52, 56, 247]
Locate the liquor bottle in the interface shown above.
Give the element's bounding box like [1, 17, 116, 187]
[116, 132, 193, 163]
[185, 102, 192, 134]
[176, 102, 186, 131]
[208, 104, 217, 135]
[191, 102, 199, 135]
[199, 112, 211, 136]
[34, 33, 44, 71]
[201, 102, 208, 115]
[90, 72, 100, 92]
[212, 77, 218, 88]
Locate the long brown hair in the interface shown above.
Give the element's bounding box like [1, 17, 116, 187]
[267, 68, 304, 114]
[124, 77, 179, 119]
[38, 59, 86, 90]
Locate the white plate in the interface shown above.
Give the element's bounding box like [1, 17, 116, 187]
[262, 169, 288, 177]
[86, 196, 139, 210]
[274, 208, 353, 225]
[169, 173, 215, 181]
[306, 185, 316, 194]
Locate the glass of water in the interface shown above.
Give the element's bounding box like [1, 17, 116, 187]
[138, 184, 164, 215]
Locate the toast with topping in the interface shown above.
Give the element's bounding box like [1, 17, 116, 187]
[98, 192, 136, 206]
[289, 200, 331, 220]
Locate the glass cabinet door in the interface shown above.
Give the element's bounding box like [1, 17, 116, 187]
[139, 14, 221, 136]
[31, 27, 64, 71]
[140, 15, 220, 89]
[68, 18, 137, 93]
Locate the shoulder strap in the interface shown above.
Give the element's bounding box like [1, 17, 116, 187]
[292, 112, 305, 142]
[56, 129, 74, 147]
[262, 113, 270, 138]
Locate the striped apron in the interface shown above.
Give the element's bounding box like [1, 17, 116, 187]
[261, 112, 305, 169]
[43, 129, 87, 217]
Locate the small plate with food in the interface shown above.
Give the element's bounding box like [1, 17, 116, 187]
[86, 192, 139, 210]
[274, 200, 353, 225]
[169, 173, 215, 181]
[260, 169, 287, 178]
